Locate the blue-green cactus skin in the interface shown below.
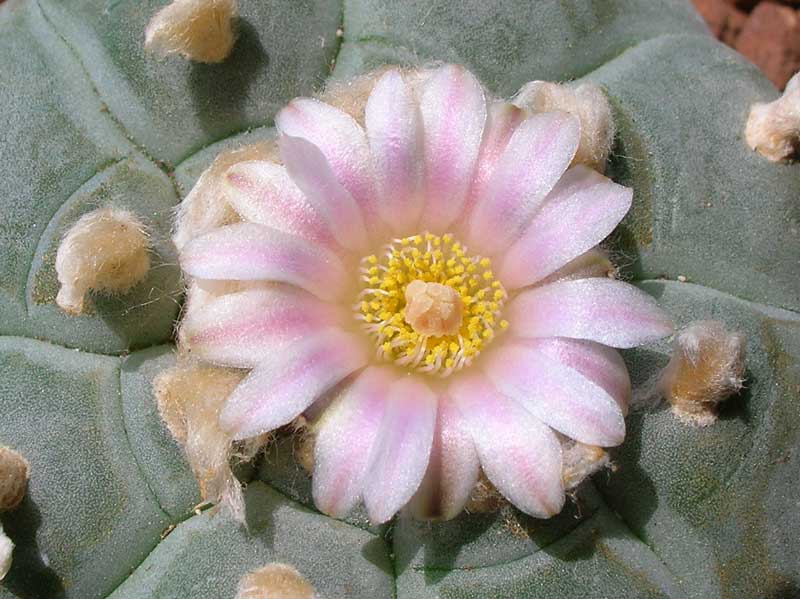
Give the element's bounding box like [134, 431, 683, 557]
[0, 1, 798, 597]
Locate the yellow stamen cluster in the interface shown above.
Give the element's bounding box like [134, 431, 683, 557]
[355, 233, 508, 377]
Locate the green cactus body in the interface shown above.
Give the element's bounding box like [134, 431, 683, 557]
[0, 1, 798, 597]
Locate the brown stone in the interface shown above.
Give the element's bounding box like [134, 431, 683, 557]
[722, 0, 761, 11]
[693, 0, 747, 45]
[736, 3, 800, 89]
[724, 0, 800, 11]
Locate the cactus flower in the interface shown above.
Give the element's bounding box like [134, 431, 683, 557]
[176, 64, 673, 524]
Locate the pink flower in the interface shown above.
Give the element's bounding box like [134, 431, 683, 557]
[177, 65, 673, 524]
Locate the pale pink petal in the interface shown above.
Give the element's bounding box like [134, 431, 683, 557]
[275, 98, 379, 228]
[223, 160, 337, 250]
[508, 278, 674, 348]
[179, 287, 344, 368]
[179, 222, 349, 301]
[534, 247, 614, 286]
[449, 373, 564, 518]
[460, 101, 526, 220]
[467, 111, 580, 255]
[312, 367, 394, 518]
[220, 329, 368, 440]
[365, 70, 424, 234]
[278, 135, 369, 252]
[419, 65, 487, 232]
[482, 343, 625, 446]
[409, 396, 480, 521]
[362, 378, 437, 524]
[516, 337, 631, 415]
[499, 166, 632, 289]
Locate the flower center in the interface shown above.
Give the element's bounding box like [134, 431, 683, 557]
[356, 233, 508, 377]
[404, 280, 463, 336]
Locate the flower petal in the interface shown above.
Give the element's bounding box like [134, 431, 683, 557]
[362, 378, 437, 524]
[278, 135, 369, 252]
[365, 70, 424, 234]
[449, 373, 564, 518]
[220, 329, 368, 440]
[517, 337, 631, 415]
[312, 367, 394, 518]
[533, 247, 614, 286]
[419, 65, 487, 232]
[179, 222, 349, 301]
[179, 287, 344, 368]
[467, 111, 580, 255]
[409, 396, 480, 521]
[461, 101, 526, 218]
[275, 98, 378, 227]
[508, 278, 674, 348]
[223, 160, 337, 250]
[482, 343, 625, 446]
[498, 165, 632, 289]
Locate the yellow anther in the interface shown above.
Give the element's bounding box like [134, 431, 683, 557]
[356, 232, 507, 377]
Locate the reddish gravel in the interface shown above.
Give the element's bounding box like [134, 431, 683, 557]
[693, 0, 800, 89]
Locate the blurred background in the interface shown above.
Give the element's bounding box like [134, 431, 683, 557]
[692, 0, 799, 89]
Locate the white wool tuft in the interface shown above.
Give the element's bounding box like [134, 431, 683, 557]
[153, 362, 268, 524]
[513, 80, 615, 172]
[659, 320, 746, 427]
[0, 445, 29, 512]
[745, 71, 800, 162]
[55, 207, 150, 315]
[561, 441, 610, 491]
[236, 563, 318, 599]
[145, 0, 239, 64]
[173, 141, 279, 251]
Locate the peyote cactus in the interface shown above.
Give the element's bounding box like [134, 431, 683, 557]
[1, 1, 799, 598]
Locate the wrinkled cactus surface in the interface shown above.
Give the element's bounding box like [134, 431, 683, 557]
[0, 1, 798, 598]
